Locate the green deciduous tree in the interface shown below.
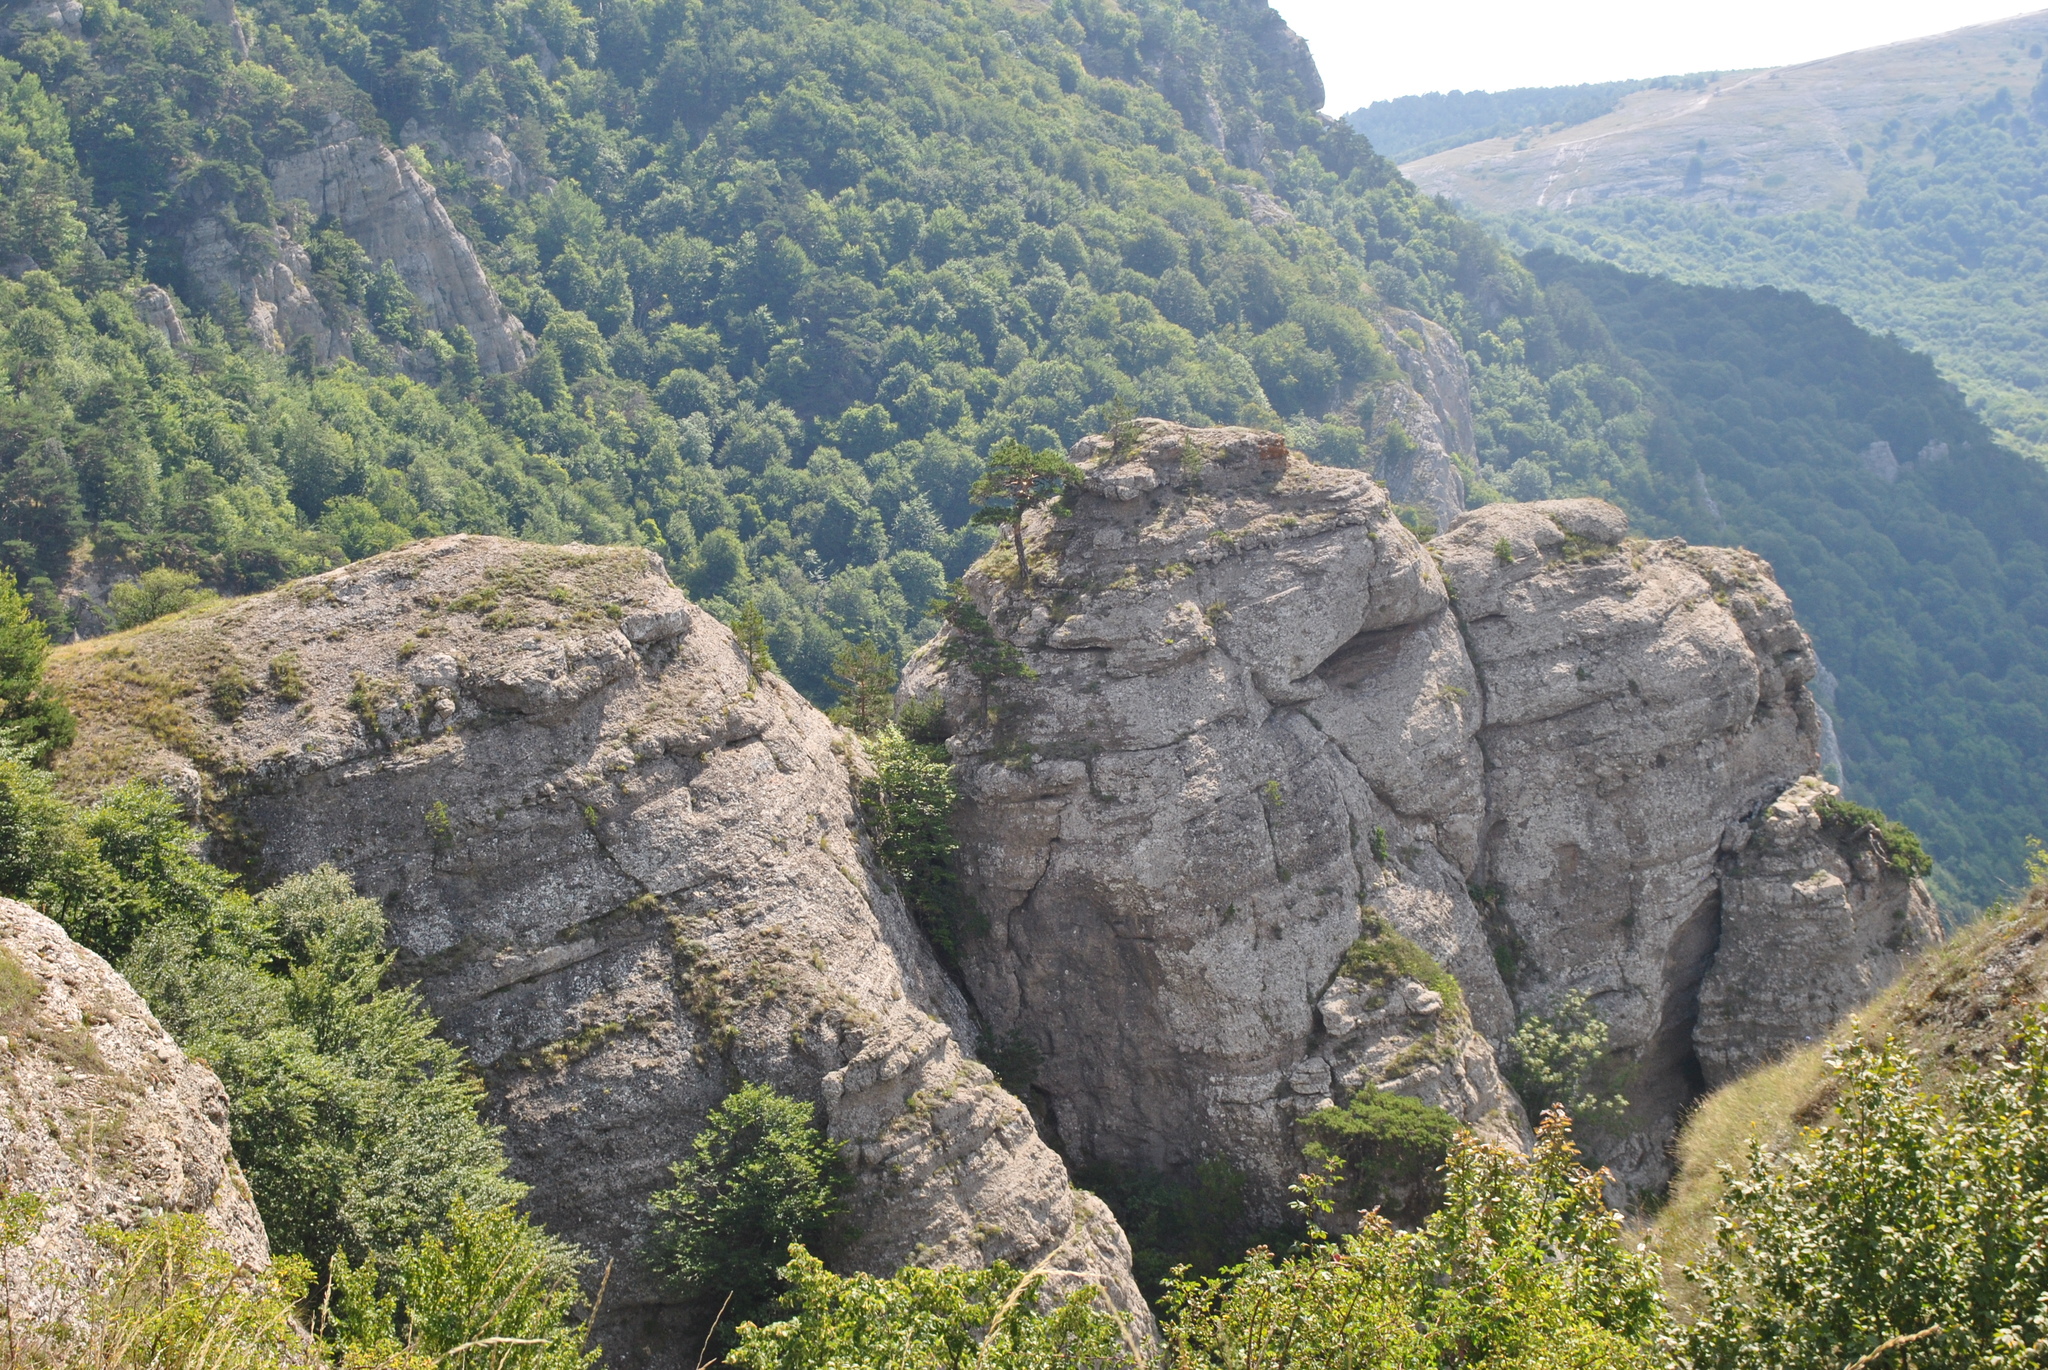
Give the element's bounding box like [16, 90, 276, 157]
[0, 569, 69, 761]
[647, 1082, 851, 1332]
[1161, 1111, 1665, 1369]
[1505, 991, 1629, 1133]
[859, 727, 973, 955]
[728, 1248, 1129, 1370]
[1684, 1017, 2048, 1370]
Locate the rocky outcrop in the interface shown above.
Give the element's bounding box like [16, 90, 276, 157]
[0, 898, 268, 1326]
[47, 536, 1144, 1366]
[1696, 776, 1943, 1085]
[270, 128, 531, 373]
[178, 216, 349, 363]
[911, 421, 1933, 1202]
[1365, 310, 1473, 529]
[904, 422, 1522, 1213]
[1430, 499, 1913, 1182]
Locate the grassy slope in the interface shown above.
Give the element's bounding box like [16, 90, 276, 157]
[1655, 878, 2048, 1303]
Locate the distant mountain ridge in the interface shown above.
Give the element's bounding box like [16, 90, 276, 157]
[1391, 10, 2048, 460]
[1346, 73, 1737, 163]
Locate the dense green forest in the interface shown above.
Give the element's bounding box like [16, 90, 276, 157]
[1510, 251, 2048, 910]
[1500, 75, 2048, 459]
[1346, 75, 1718, 162]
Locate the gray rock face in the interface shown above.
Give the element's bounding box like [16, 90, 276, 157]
[904, 422, 1522, 1211]
[0, 899, 269, 1326]
[51, 536, 1143, 1365]
[1365, 310, 1473, 530]
[911, 423, 1932, 1202]
[1697, 776, 1943, 1085]
[179, 216, 348, 363]
[270, 129, 532, 374]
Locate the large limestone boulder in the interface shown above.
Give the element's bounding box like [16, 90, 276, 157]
[0, 898, 268, 1326]
[1696, 776, 1943, 1085]
[48, 536, 1145, 1367]
[914, 423, 1930, 1203]
[905, 421, 1524, 1213]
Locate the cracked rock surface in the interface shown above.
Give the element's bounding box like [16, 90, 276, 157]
[909, 422, 1937, 1201]
[49, 535, 1145, 1368]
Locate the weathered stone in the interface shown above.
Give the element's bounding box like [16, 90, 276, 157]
[48, 535, 1146, 1366]
[904, 422, 1523, 1215]
[0, 899, 269, 1327]
[1364, 310, 1475, 529]
[1697, 776, 1942, 1084]
[913, 423, 1928, 1204]
[270, 129, 531, 374]
[178, 217, 349, 364]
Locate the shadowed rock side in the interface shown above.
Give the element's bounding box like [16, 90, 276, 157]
[45, 536, 1146, 1368]
[909, 422, 1937, 1202]
[0, 899, 269, 1326]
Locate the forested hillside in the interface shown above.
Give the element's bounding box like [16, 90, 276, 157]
[0, 0, 2037, 899]
[1516, 251, 2048, 910]
[0, 0, 1579, 703]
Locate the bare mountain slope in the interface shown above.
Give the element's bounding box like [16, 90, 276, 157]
[1402, 12, 2048, 217]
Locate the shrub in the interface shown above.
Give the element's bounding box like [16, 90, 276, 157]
[1814, 794, 1934, 878]
[328, 1198, 596, 1370]
[727, 1247, 1129, 1370]
[1161, 1111, 1665, 1369]
[107, 568, 216, 632]
[1299, 1091, 1459, 1225]
[1683, 1015, 2048, 1370]
[124, 867, 528, 1274]
[859, 727, 978, 954]
[1504, 991, 1629, 1132]
[647, 1082, 851, 1331]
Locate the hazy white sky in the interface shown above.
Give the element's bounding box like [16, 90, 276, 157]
[1272, 0, 2045, 113]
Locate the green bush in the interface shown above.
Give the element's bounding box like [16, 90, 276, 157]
[1683, 1015, 2048, 1370]
[647, 1082, 851, 1332]
[107, 569, 217, 631]
[126, 867, 528, 1275]
[1299, 1091, 1459, 1225]
[328, 1198, 596, 1370]
[1160, 1111, 1665, 1369]
[1504, 992, 1629, 1133]
[859, 727, 978, 955]
[1815, 794, 1934, 878]
[727, 1247, 1129, 1370]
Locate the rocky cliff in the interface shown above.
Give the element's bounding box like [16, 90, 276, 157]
[908, 421, 1938, 1201]
[47, 536, 1145, 1366]
[175, 120, 530, 374]
[269, 126, 532, 374]
[0, 898, 269, 1326]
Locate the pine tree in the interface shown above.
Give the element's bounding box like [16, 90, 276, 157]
[969, 439, 1082, 589]
[828, 639, 896, 736]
